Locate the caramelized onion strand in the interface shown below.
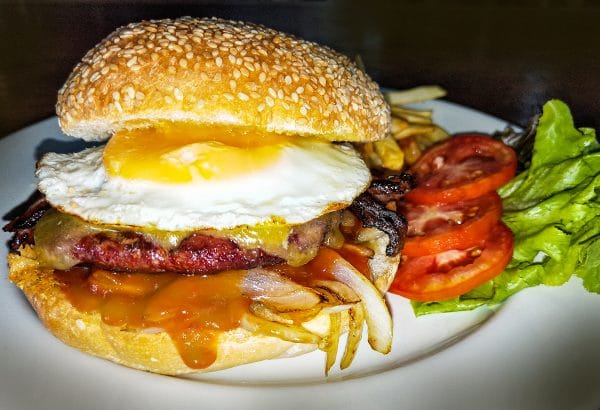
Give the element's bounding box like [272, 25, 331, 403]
[340, 303, 365, 369]
[240, 313, 321, 345]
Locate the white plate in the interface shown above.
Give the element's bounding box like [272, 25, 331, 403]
[1, 100, 599, 409]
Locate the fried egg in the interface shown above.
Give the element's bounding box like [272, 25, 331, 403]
[37, 126, 371, 231]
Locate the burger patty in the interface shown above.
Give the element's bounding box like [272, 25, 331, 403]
[73, 231, 284, 274]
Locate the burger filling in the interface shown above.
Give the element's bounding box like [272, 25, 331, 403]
[6, 173, 410, 372]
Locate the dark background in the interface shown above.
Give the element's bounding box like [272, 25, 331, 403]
[1, 0, 599, 138]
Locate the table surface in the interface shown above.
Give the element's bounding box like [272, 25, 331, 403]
[1, 1, 599, 139]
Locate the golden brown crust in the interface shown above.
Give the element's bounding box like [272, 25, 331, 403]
[56, 17, 390, 143]
[8, 246, 321, 375]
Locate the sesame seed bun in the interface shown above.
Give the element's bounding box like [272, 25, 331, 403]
[56, 17, 391, 143]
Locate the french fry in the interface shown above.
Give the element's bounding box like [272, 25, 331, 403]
[398, 137, 422, 166]
[373, 136, 405, 170]
[385, 85, 447, 105]
[357, 142, 383, 169]
[390, 107, 433, 124]
[413, 126, 449, 149]
[393, 124, 437, 140]
[355, 85, 449, 170]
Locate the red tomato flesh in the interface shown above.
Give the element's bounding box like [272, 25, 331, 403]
[405, 134, 517, 204]
[401, 192, 503, 257]
[390, 222, 514, 302]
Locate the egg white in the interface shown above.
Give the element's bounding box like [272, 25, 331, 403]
[36, 142, 371, 231]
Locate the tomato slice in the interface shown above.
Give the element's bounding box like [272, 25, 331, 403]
[401, 192, 502, 257]
[405, 134, 517, 204]
[390, 222, 513, 301]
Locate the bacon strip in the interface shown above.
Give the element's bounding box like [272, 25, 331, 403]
[349, 172, 413, 257]
[367, 172, 416, 204]
[3, 192, 50, 251]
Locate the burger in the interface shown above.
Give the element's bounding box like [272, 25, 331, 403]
[5, 17, 411, 375]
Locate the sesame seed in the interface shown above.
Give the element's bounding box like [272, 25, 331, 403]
[173, 88, 183, 101]
[57, 17, 391, 142]
[125, 86, 135, 99]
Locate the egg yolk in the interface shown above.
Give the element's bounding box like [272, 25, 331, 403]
[103, 124, 299, 183]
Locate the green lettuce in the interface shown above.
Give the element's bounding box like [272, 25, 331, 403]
[413, 100, 600, 316]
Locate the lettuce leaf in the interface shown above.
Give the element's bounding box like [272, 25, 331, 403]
[413, 100, 600, 316]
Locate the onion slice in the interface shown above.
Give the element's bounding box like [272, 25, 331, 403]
[240, 313, 321, 345]
[340, 302, 365, 369]
[322, 312, 341, 376]
[311, 279, 360, 303]
[310, 248, 393, 354]
[249, 302, 294, 325]
[242, 268, 321, 311]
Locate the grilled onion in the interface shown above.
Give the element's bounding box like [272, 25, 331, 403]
[340, 302, 365, 369]
[322, 312, 341, 376]
[240, 313, 321, 345]
[242, 268, 321, 311]
[309, 248, 393, 354]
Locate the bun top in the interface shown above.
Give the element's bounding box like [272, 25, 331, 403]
[56, 17, 391, 142]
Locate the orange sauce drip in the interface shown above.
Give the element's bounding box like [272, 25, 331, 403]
[54, 268, 251, 369]
[336, 246, 371, 277]
[53, 246, 370, 369]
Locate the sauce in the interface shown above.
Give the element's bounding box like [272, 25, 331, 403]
[54, 268, 251, 369]
[53, 246, 371, 368]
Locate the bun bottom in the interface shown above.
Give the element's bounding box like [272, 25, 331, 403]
[8, 246, 328, 375]
[8, 238, 398, 375]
